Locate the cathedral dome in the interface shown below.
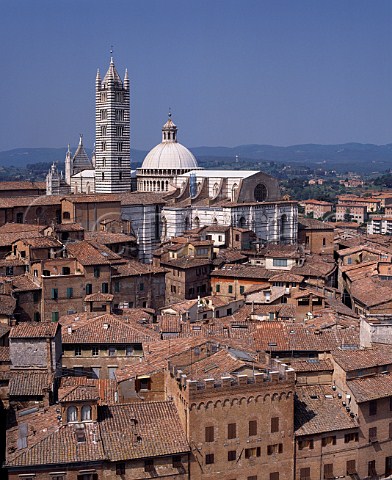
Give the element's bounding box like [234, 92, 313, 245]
[142, 142, 198, 170]
[141, 114, 199, 170]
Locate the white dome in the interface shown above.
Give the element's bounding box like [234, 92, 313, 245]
[141, 141, 199, 170]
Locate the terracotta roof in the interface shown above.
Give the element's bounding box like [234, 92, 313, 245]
[66, 240, 124, 266]
[84, 292, 113, 302]
[350, 277, 392, 307]
[159, 314, 182, 333]
[290, 358, 333, 372]
[302, 199, 333, 205]
[18, 236, 62, 249]
[54, 223, 84, 232]
[11, 275, 41, 292]
[295, 385, 358, 436]
[211, 264, 275, 280]
[269, 273, 304, 283]
[120, 191, 167, 206]
[0, 294, 16, 315]
[85, 231, 136, 244]
[58, 376, 117, 405]
[0, 195, 62, 208]
[161, 257, 211, 269]
[298, 218, 334, 230]
[347, 374, 392, 402]
[8, 370, 52, 396]
[0, 231, 47, 247]
[0, 181, 45, 191]
[10, 322, 59, 339]
[62, 314, 159, 344]
[63, 194, 121, 204]
[6, 407, 105, 467]
[332, 345, 392, 372]
[0, 346, 10, 362]
[99, 401, 189, 461]
[59, 384, 100, 403]
[213, 249, 248, 266]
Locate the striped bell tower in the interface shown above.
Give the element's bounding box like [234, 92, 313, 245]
[95, 55, 131, 193]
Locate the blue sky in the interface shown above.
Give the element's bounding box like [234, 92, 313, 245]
[0, 0, 391, 151]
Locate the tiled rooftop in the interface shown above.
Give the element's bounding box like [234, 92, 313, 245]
[10, 322, 59, 339]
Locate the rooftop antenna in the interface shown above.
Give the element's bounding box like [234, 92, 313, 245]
[110, 45, 114, 62]
[168, 107, 172, 118]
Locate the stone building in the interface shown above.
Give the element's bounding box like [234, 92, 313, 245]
[166, 348, 296, 480]
[137, 113, 202, 192]
[95, 56, 131, 193]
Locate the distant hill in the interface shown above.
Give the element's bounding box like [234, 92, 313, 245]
[1, 143, 392, 174]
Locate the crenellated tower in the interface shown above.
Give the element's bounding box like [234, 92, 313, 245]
[95, 56, 131, 193]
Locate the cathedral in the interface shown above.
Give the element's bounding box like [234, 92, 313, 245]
[46, 55, 298, 251]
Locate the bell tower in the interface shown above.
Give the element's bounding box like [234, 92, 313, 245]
[95, 55, 131, 193]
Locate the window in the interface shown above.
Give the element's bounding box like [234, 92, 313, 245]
[102, 282, 109, 293]
[228, 285, 233, 294]
[368, 460, 377, 477]
[116, 126, 124, 136]
[6, 266, 13, 276]
[92, 346, 99, 356]
[138, 377, 150, 390]
[63, 211, 70, 220]
[114, 281, 120, 293]
[100, 109, 107, 120]
[139, 282, 144, 292]
[94, 267, 100, 278]
[249, 420, 257, 436]
[300, 468, 310, 480]
[86, 283, 92, 294]
[270, 474, 279, 480]
[369, 427, 377, 442]
[205, 426, 214, 442]
[369, 399, 377, 416]
[75, 346, 82, 356]
[245, 447, 261, 459]
[389, 422, 392, 439]
[272, 258, 287, 267]
[52, 311, 59, 322]
[240, 286, 245, 294]
[115, 109, 124, 121]
[34, 312, 40, 322]
[51, 475, 65, 480]
[271, 417, 279, 433]
[117, 142, 123, 152]
[216, 284, 220, 293]
[386, 456, 392, 477]
[344, 432, 358, 443]
[205, 454, 214, 465]
[16, 212, 23, 223]
[51, 288, 58, 300]
[126, 345, 134, 356]
[321, 435, 336, 446]
[62, 267, 70, 275]
[116, 463, 125, 475]
[108, 367, 117, 380]
[228, 450, 236, 461]
[228, 423, 237, 439]
[67, 406, 77, 422]
[346, 460, 356, 475]
[108, 346, 116, 356]
[101, 125, 107, 136]
[298, 439, 313, 450]
[66, 287, 73, 299]
[81, 405, 92, 421]
[172, 455, 182, 468]
[144, 459, 154, 472]
[226, 308, 232, 316]
[324, 463, 334, 479]
[267, 444, 283, 455]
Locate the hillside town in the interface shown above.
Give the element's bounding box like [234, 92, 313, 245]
[0, 57, 392, 480]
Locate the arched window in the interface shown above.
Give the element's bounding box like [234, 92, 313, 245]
[231, 183, 238, 201]
[161, 216, 167, 239]
[67, 406, 77, 422]
[194, 217, 200, 228]
[212, 217, 218, 225]
[238, 216, 246, 228]
[184, 217, 190, 231]
[280, 214, 290, 242]
[81, 405, 92, 421]
[213, 182, 219, 197]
